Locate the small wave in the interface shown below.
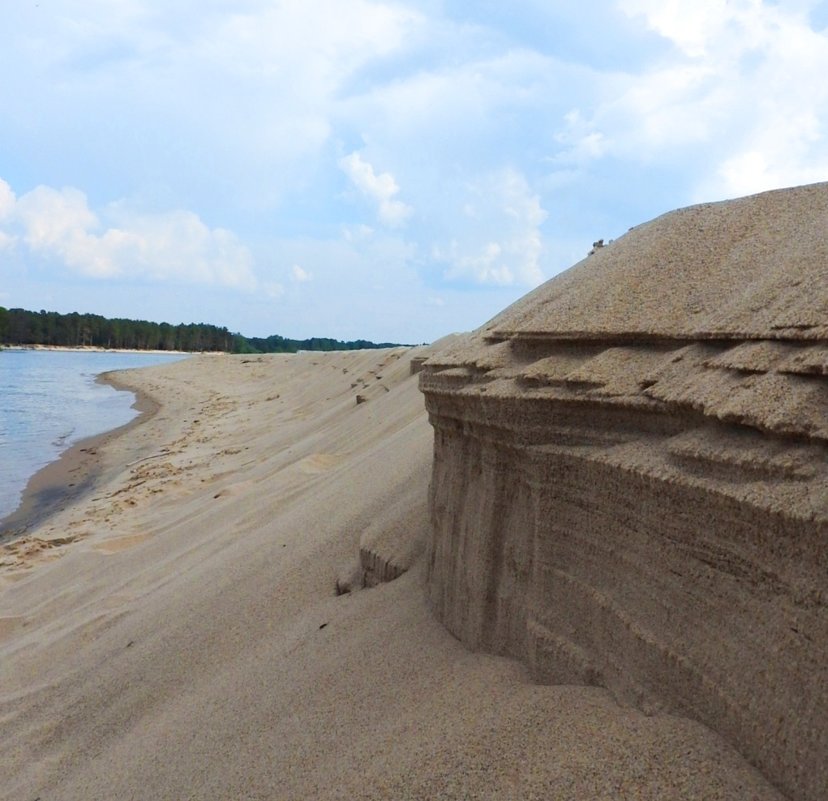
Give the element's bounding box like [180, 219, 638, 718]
[52, 427, 76, 448]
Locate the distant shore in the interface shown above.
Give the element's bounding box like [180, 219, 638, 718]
[2, 344, 197, 355]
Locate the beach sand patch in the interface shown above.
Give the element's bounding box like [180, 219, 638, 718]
[0, 616, 26, 643]
[93, 532, 153, 554]
[298, 453, 343, 474]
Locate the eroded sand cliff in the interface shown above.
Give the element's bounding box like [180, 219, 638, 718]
[421, 182, 828, 801]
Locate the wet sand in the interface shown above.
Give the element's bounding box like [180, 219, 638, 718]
[0, 378, 158, 541]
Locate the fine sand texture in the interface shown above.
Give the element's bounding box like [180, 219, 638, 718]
[421, 183, 827, 801]
[0, 348, 788, 800]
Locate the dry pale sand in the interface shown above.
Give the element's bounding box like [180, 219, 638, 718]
[1, 348, 787, 800]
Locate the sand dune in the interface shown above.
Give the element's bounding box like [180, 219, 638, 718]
[0, 344, 787, 799]
[421, 183, 827, 801]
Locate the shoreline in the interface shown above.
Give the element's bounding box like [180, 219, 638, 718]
[3, 345, 197, 355]
[0, 374, 159, 542]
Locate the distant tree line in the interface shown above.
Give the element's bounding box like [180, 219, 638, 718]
[0, 307, 403, 354]
[245, 333, 402, 353]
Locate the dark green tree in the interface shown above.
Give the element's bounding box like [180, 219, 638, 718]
[0, 306, 405, 353]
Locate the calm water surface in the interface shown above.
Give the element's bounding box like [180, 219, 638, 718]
[0, 350, 186, 523]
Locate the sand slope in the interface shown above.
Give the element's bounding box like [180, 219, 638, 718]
[1, 348, 786, 800]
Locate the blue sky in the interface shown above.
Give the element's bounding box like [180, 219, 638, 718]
[2, 0, 828, 343]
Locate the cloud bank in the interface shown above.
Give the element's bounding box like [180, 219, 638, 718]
[2, 0, 828, 341]
[1, 179, 255, 288]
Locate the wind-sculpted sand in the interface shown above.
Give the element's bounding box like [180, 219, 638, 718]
[0, 344, 789, 798]
[421, 182, 828, 801]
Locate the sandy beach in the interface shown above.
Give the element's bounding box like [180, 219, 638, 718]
[0, 347, 788, 800]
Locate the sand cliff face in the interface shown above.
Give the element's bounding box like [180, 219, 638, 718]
[420, 183, 828, 801]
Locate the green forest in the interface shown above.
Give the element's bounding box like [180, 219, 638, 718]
[0, 307, 403, 354]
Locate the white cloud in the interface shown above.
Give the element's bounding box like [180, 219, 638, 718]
[620, 0, 747, 58]
[603, 0, 828, 196]
[291, 264, 312, 283]
[553, 109, 611, 166]
[434, 168, 547, 287]
[0, 178, 15, 221]
[2, 180, 256, 288]
[341, 223, 375, 242]
[0, 1, 425, 214]
[16, 185, 101, 264]
[0, 181, 17, 251]
[714, 145, 828, 197]
[339, 151, 412, 227]
[337, 47, 571, 181]
[263, 281, 285, 299]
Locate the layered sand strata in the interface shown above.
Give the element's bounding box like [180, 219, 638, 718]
[0, 348, 787, 799]
[421, 182, 828, 801]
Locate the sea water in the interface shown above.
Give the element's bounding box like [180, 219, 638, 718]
[0, 349, 186, 524]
